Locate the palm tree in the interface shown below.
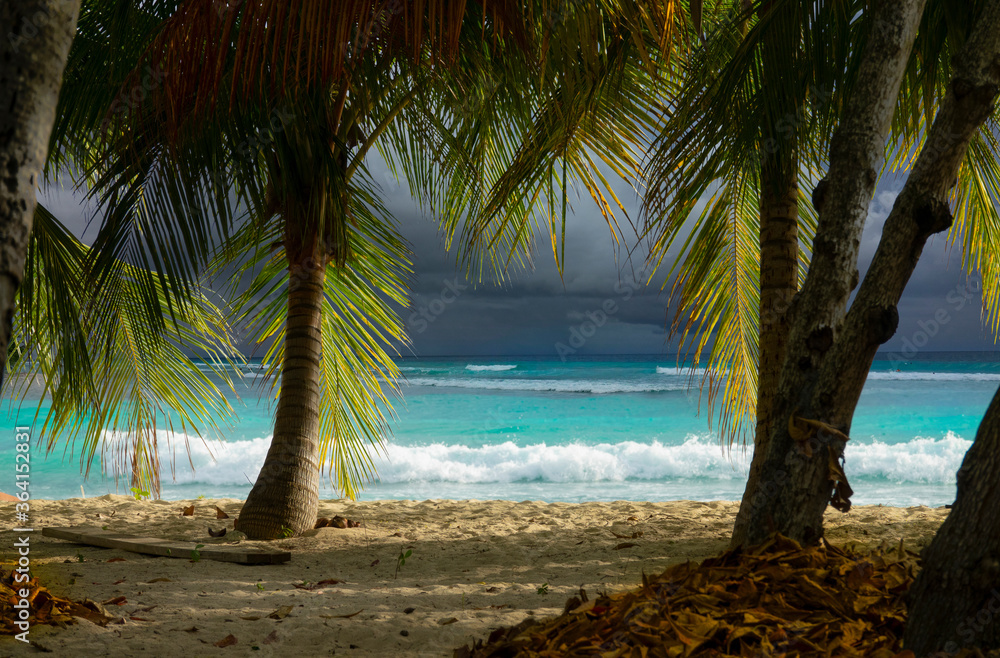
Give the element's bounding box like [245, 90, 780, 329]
[641, 0, 1000, 546]
[0, 0, 79, 389]
[50, 0, 681, 539]
[3, 0, 245, 497]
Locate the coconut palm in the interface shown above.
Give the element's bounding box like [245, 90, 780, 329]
[640, 0, 1000, 544]
[35, 0, 683, 539]
[5, 0, 242, 498]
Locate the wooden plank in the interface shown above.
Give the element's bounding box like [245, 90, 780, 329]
[43, 527, 291, 565]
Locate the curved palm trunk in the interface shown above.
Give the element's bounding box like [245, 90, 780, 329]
[904, 387, 1000, 654]
[236, 232, 326, 539]
[0, 0, 79, 387]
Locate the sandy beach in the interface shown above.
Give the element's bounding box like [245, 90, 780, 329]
[1, 497, 949, 657]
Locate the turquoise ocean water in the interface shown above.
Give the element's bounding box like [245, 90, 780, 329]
[2, 352, 997, 505]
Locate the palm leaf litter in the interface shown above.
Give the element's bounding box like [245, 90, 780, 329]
[1, 568, 113, 635]
[455, 534, 971, 658]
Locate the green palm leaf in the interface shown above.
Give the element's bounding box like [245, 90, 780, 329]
[9, 203, 241, 495]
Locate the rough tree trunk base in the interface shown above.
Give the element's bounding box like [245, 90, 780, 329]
[235, 244, 327, 540]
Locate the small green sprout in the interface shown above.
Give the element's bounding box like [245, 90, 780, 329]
[129, 487, 150, 501]
[395, 548, 413, 579]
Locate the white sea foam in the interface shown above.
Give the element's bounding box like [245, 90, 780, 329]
[403, 377, 688, 394]
[866, 370, 1000, 381]
[99, 431, 272, 485]
[368, 437, 745, 483]
[122, 432, 971, 487]
[656, 366, 712, 377]
[844, 432, 971, 482]
[465, 364, 518, 372]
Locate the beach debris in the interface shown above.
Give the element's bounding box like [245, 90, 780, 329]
[370, 559, 380, 567]
[1, 568, 114, 635]
[44, 527, 291, 564]
[268, 605, 294, 620]
[182, 626, 199, 632]
[438, 617, 460, 625]
[293, 579, 343, 591]
[181, 505, 195, 516]
[321, 609, 364, 619]
[404, 607, 416, 614]
[215, 506, 230, 519]
[101, 596, 127, 606]
[214, 634, 238, 648]
[106, 557, 127, 562]
[314, 515, 361, 529]
[146, 577, 173, 583]
[208, 527, 227, 538]
[400, 630, 410, 636]
[263, 630, 279, 644]
[611, 530, 643, 539]
[612, 542, 638, 550]
[458, 534, 918, 657]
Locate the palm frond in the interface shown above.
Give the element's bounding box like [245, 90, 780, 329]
[9, 204, 241, 496]
[657, 166, 761, 443]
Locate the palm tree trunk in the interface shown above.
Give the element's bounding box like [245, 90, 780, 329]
[731, 162, 798, 547]
[737, 0, 1000, 548]
[904, 386, 1000, 654]
[236, 231, 326, 539]
[734, 0, 925, 547]
[731, 3, 800, 548]
[0, 0, 79, 386]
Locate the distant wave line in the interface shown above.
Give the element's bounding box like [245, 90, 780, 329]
[403, 377, 688, 394]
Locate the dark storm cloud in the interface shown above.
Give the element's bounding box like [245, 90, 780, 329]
[40, 159, 995, 358]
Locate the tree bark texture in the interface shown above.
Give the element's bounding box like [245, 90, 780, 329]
[732, 2, 801, 547]
[736, 0, 1000, 548]
[235, 230, 328, 539]
[0, 0, 79, 385]
[734, 0, 928, 547]
[904, 386, 1000, 655]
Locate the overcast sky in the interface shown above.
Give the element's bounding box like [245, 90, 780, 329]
[41, 161, 996, 360]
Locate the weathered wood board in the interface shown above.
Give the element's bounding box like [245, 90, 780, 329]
[43, 527, 291, 565]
